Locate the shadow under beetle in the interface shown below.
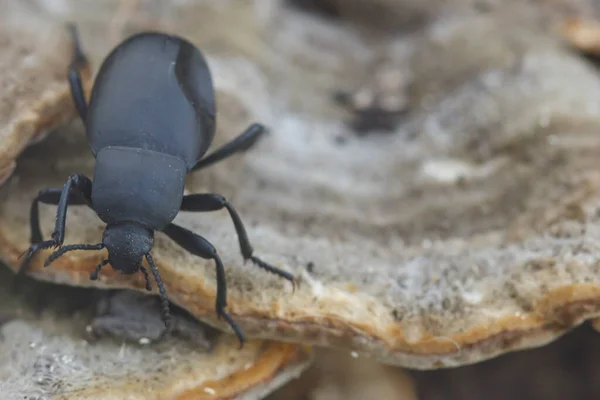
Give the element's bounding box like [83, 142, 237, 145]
[18, 25, 296, 346]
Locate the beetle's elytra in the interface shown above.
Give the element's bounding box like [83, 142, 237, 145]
[18, 25, 296, 346]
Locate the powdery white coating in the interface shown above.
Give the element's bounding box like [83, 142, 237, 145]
[0, 321, 162, 397]
[419, 159, 475, 184]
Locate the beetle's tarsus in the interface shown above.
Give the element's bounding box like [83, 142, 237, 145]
[19, 239, 55, 260]
[249, 256, 297, 292]
[217, 306, 245, 348]
[17, 239, 57, 275]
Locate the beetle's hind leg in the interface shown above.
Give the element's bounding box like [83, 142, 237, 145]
[66, 23, 90, 124]
[191, 123, 267, 171]
[18, 174, 93, 275]
[179, 193, 296, 289]
[161, 223, 245, 347]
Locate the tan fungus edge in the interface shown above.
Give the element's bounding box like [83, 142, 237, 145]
[174, 342, 311, 400]
[73, 340, 312, 400]
[4, 235, 600, 369]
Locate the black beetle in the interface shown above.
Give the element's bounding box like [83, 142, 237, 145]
[18, 25, 295, 346]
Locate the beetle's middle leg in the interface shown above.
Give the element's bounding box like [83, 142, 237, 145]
[161, 222, 245, 346]
[18, 174, 93, 275]
[191, 123, 266, 171]
[179, 193, 296, 288]
[66, 23, 90, 124]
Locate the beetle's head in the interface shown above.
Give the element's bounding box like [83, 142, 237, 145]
[102, 223, 154, 274]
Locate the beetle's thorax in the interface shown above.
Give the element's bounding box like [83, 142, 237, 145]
[91, 146, 186, 231]
[103, 222, 154, 274]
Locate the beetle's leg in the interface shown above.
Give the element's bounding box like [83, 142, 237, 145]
[90, 259, 110, 281]
[18, 174, 93, 275]
[18, 187, 85, 276]
[161, 223, 245, 347]
[191, 123, 266, 171]
[28, 188, 88, 244]
[139, 266, 153, 291]
[179, 193, 296, 289]
[145, 253, 172, 332]
[67, 23, 90, 123]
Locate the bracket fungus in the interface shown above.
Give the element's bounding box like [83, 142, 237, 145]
[6, 0, 600, 376]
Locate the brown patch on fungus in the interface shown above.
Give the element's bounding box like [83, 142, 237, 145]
[562, 17, 600, 55]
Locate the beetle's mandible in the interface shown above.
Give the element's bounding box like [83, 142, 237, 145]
[18, 25, 296, 346]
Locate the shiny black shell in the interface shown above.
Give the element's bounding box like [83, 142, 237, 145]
[86, 32, 216, 169]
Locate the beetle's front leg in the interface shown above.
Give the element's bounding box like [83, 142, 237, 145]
[18, 173, 93, 275]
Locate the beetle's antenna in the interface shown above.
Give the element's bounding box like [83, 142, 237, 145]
[90, 259, 110, 281]
[139, 266, 153, 291]
[44, 243, 105, 268]
[145, 253, 172, 332]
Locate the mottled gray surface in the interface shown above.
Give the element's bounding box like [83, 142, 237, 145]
[0, 266, 310, 399]
[88, 290, 214, 347]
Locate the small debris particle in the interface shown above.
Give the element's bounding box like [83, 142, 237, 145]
[345, 282, 358, 293]
[203, 387, 216, 395]
[334, 135, 348, 145]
